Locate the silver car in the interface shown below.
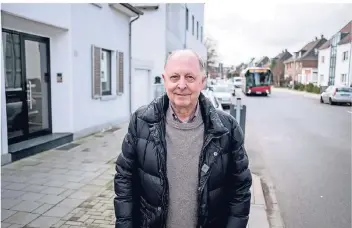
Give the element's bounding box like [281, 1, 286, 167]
[320, 86, 352, 105]
[202, 90, 224, 111]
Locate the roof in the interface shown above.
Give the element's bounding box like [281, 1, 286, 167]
[274, 50, 292, 61]
[119, 3, 144, 15]
[338, 33, 352, 45]
[131, 3, 159, 10]
[284, 37, 326, 63]
[319, 20, 351, 50]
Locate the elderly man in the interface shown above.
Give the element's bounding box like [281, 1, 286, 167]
[114, 49, 252, 228]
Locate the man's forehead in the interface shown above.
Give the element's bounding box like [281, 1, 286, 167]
[165, 49, 204, 68]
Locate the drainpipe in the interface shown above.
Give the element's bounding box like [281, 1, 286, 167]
[183, 3, 187, 49]
[129, 15, 140, 118]
[348, 40, 352, 87]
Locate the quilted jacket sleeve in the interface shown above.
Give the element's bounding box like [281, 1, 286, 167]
[114, 114, 137, 228]
[226, 119, 252, 228]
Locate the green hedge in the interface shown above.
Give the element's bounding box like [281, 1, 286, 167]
[293, 83, 320, 94]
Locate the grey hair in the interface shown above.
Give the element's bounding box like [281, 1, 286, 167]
[164, 49, 206, 74]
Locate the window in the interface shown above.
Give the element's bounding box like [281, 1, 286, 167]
[196, 21, 199, 39]
[201, 26, 203, 42]
[321, 56, 325, 63]
[320, 74, 324, 83]
[312, 72, 318, 82]
[192, 15, 194, 35]
[342, 51, 348, 61]
[186, 8, 189, 31]
[341, 74, 347, 84]
[91, 45, 124, 99]
[101, 49, 112, 95]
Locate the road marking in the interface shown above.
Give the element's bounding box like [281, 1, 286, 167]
[348, 111, 352, 114]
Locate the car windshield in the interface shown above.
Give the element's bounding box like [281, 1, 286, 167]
[213, 86, 230, 93]
[337, 87, 352, 93]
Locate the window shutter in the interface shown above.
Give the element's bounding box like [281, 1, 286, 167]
[92, 45, 101, 99]
[117, 51, 124, 94]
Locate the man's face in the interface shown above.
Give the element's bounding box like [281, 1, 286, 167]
[162, 52, 205, 109]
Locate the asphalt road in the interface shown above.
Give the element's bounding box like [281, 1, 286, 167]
[226, 88, 351, 228]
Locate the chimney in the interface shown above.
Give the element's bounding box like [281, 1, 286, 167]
[285, 49, 288, 52]
[321, 34, 324, 39]
[315, 36, 318, 41]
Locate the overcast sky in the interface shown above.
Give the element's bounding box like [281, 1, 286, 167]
[204, 3, 352, 66]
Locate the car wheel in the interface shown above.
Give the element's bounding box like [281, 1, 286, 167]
[329, 98, 334, 105]
[320, 96, 324, 103]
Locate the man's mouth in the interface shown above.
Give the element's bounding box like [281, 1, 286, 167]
[175, 94, 190, 96]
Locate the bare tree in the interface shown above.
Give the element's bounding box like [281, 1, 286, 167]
[204, 37, 218, 77]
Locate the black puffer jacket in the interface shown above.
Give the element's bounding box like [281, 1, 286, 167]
[114, 93, 252, 228]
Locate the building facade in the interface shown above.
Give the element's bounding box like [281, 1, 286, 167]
[284, 36, 327, 85]
[130, 3, 207, 112]
[1, 3, 143, 164]
[318, 21, 352, 87]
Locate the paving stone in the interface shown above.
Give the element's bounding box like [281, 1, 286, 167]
[28, 216, 61, 227]
[43, 180, 67, 187]
[44, 205, 74, 218]
[248, 205, 269, 228]
[63, 182, 85, 190]
[68, 190, 93, 200]
[37, 195, 65, 204]
[23, 184, 47, 193]
[1, 198, 22, 209]
[3, 211, 40, 225]
[19, 192, 46, 201]
[1, 223, 12, 228]
[57, 198, 85, 208]
[41, 187, 67, 195]
[1, 209, 17, 221]
[32, 203, 55, 214]
[59, 189, 76, 198]
[1, 190, 25, 199]
[10, 200, 43, 212]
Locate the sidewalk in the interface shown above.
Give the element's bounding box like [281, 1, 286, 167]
[272, 87, 320, 99]
[1, 123, 271, 228]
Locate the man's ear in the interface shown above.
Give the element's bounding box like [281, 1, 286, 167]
[162, 74, 165, 80]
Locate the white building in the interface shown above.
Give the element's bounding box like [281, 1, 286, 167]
[318, 21, 352, 87]
[1, 3, 143, 164]
[130, 3, 206, 112]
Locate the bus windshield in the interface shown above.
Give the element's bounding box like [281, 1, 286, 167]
[246, 71, 272, 87]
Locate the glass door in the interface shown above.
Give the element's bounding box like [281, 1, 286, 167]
[3, 29, 51, 144]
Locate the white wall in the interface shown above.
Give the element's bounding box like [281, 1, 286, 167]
[70, 4, 130, 135]
[131, 6, 165, 77]
[318, 48, 330, 86]
[1, 9, 74, 134]
[1, 3, 71, 30]
[166, 3, 186, 53]
[185, 3, 206, 61]
[335, 43, 351, 86]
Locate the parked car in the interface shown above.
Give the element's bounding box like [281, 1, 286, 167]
[233, 77, 242, 88]
[202, 90, 224, 111]
[320, 86, 352, 105]
[211, 85, 233, 109]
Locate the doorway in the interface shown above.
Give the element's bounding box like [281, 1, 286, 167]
[2, 29, 52, 144]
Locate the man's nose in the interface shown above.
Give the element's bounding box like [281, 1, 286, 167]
[177, 78, 187, 90]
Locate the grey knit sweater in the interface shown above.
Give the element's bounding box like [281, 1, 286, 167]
[165, 105, 204, 228]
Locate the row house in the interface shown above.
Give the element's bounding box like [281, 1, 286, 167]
[318, 20, 352, 87]
[272, 49, 292, 86]
[255, 56, 270, 68]
[284, 35, 327, 85]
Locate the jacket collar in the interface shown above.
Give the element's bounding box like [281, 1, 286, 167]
[139, 93, 229, 137]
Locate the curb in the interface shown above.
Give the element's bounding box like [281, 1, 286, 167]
[260, 175, 285, 228]
[272, 87, 320, 99]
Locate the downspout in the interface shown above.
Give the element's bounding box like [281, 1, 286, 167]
[129, 15, 140, 118]
[183, 3, 187, 49]
[348, 40, 352, 87]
